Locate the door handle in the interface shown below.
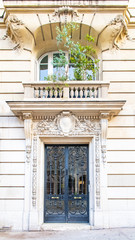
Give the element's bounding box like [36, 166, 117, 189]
[51, 197, 59, 199]
[74, 197, 82, 199]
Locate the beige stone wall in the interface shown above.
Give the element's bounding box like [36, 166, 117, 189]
[0, 1, 135, 229]
[102, 29, 135, 225]
[0, 28, 30, 230]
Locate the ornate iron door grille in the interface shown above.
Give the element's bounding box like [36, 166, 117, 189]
[44, 145, 89, 223]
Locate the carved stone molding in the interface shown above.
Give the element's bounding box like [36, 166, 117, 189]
[95, 133, 100, 208]
[32, 134, 37, 207]
[97, 14, 129, 49]
[109, 15, 129, 49]
[52, 6, 80, 23]
[23, 113, 33, 163]
[6, 96, 125, 211]
[100, 113, 110, 164]
[33, 111, 101, 208]
[5, 15, 24, 49]
[35, 111, 101, 137]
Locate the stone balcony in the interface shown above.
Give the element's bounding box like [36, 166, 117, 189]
[23, 81, 110, 101]
[6, 80, 126, 120]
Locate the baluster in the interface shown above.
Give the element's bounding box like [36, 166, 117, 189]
[94, 87, 97, 98]
[97, 87, 99, 98]
[70, 87, 74, 98]
[59, 88, 63, 98]
[93, 87, 95, 98]
[42, 88, 45, 98]
[89, 88, 92, 98]
[53, 87, 58, 98]
[34, 87, 39, 98]
[40, 87, 43, 98]
[84, 87, 87, 98]
[45, 88, 48, 98]
[50, 87, 53, 98]
[92, 87, 95, 98]
[38, 87, 41, 98]
[75, 87, 78, 98]
[61, 88, 64, 98]
[80, 87, 83, 98]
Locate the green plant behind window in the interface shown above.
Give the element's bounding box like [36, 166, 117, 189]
[56, 23, 99, 81]
[53, 51, 68, 81]
[44, 23, 99, 82]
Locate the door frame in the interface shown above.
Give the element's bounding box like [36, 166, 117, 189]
[34, 136, 95, 229]
[44, 144, 89, 223]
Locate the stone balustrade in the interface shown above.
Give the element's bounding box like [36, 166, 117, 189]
[23, 81, 110, 100]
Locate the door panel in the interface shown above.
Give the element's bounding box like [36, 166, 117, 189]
[68, 146, 88, 222]
[45, 146, 66, 222]
[44, 145, 89, 223]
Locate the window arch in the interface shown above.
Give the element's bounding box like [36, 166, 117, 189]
[39, 51, 96, 81]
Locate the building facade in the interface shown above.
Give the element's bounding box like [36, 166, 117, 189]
[0, 0, 135, 231]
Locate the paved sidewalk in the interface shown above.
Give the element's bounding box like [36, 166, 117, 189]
[0, 228, 135, 240]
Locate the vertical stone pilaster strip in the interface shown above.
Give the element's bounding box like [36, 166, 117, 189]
[23, 113, 33, 163]
[100, 113, 110, 164]
[23, 112, 33, 230]
[32, 133, 37, 208]
[95, 133, 100, 208]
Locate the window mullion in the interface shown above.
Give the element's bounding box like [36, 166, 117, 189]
[48, 52, 53, 75]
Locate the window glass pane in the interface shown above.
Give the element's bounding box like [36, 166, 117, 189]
[53, 53, 60, 58]
[86, 58, 95, 80]
[53, 66, 65, 77]
[69, 64, 75, 80]
[53, 53, 65, 79]
[40, 55, 48, 81]
[41, 55, 48, 63]
[40, 64, 48, 81]
[86, 69, 94, 80]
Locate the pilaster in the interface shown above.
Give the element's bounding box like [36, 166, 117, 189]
[100, 112, 110, 164]
[22, 113, 33, 231]
[99, 112, 110, 227]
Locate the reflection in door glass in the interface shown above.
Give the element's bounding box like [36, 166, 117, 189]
[68, 146, 87, 195]
[46, 146, 65, 195]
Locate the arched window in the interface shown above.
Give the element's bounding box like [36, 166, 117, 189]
[39, 52, 96, 81]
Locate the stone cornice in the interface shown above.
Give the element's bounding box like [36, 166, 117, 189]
[3, 1, 129, 9]
[6, 99, 126, 119]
